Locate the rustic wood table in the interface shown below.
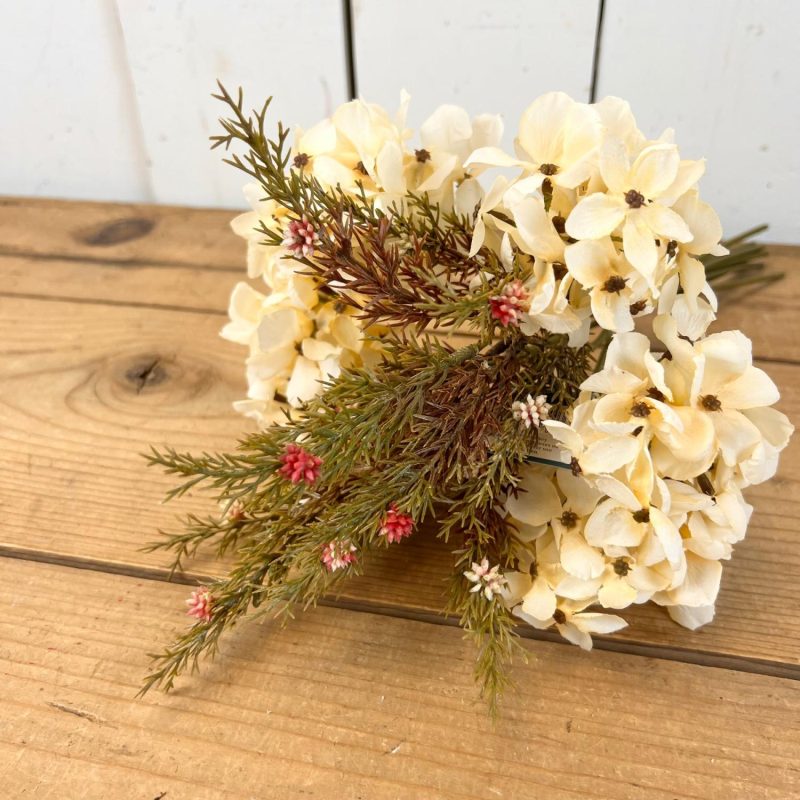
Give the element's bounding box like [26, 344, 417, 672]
[1, 197, 798, 799]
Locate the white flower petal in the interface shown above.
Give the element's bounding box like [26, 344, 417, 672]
[558, 621, 594, 650]
[564, 239, 611, 288]
[506, 468, 563, 527]
[560, 530, 606, 580]
[641, 204, 693, 243]
[598, 576, 638, 609]
[580, 436, 641, 475]
[629, 143, 680, 198]
[717, 366, 780, 410]
[622, 212, 658, 276]
[520, 578, 558, 621]
[464, 145, 520, 169]
[286, 356, 321, 406]
[566, 193, 627, 240]
[666, 603, 716, 630]
[573, 611, 628, 635]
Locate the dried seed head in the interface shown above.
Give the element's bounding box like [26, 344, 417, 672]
[293, 152, 310, 169]
[629, 300, 647, 316]
[630, 401, 652, 418]
[539, 163, 559, 176]
[415, 148, 431, 163]
[613, 558, 631, 577]
[632, 508, 650, 524]
[701, 394, 722, 411]
[625, 189, 645, 208]
[602, 275, 627, 294]
[560, 510, 579, 529]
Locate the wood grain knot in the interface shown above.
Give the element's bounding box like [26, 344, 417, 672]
[124, 357, 168, 394]
[79, 217, 155, 246]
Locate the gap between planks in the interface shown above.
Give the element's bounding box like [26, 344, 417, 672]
[3, 545, 798, 684]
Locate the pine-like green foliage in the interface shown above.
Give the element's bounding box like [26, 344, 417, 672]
[140, 85, 775, 711]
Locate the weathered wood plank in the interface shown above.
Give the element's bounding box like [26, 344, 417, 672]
[2, 559, 799, 799]
[1, 199, 796, 359]
[0, 197, 242, 269]
[1, 253, 234, 314]
[0, 293, 797, 669]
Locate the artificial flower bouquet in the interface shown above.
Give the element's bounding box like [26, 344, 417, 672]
[142, 85, 792, 709]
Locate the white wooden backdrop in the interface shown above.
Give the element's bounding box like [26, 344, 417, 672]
[2, 0, 798, 242]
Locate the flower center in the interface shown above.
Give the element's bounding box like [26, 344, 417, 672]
[602, 275, 627, 294]
[613, 557, 631, 577]
[625, 189, 646, 208]
[293, 152, 309, 168]
[632, 508, 650, 524]
[701, 394, 722, 411]
[629, 300, 647, 316]
[560, 510, 578, 529]
[539, 163, 559, 176]
[415, 148, 431, 164]
[630, 401, 652, 418]
[646, 387, 666, 402]
[570, 457, 582, 476]
[553, 608, 567, 624]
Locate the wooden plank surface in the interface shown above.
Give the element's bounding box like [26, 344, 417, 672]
[0, 197, 242, 270]
[1, 198, 797, 357]
[3, 559, 799, 800]
[0, 280, 798, 669]
[2, 197, 799, 796]
[0, 199, 798, 670]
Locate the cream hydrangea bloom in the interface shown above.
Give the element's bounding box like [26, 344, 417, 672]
[565, 139, 698, 278]
[466, 92, 601, 190]
[506, 316, 792, 643]
[227, 92, 503, 425]
[221, 90, 791, 652]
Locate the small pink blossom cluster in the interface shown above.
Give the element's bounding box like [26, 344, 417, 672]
[464, 558, 508, 600]
[512, 393, 551, 429]
[489, 280, 530, 327]
[281, 215, 317, 258]
[278, 443, 323, 484]
[380, 503, 414, 544]
[186, 587, 214, 622]
[321, 539, 357, 572]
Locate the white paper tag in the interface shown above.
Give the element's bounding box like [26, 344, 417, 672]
[524, 427, 572, 469]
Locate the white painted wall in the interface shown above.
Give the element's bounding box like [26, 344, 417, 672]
[352, 0, 599, 151]
[1, 0, 798, 242]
